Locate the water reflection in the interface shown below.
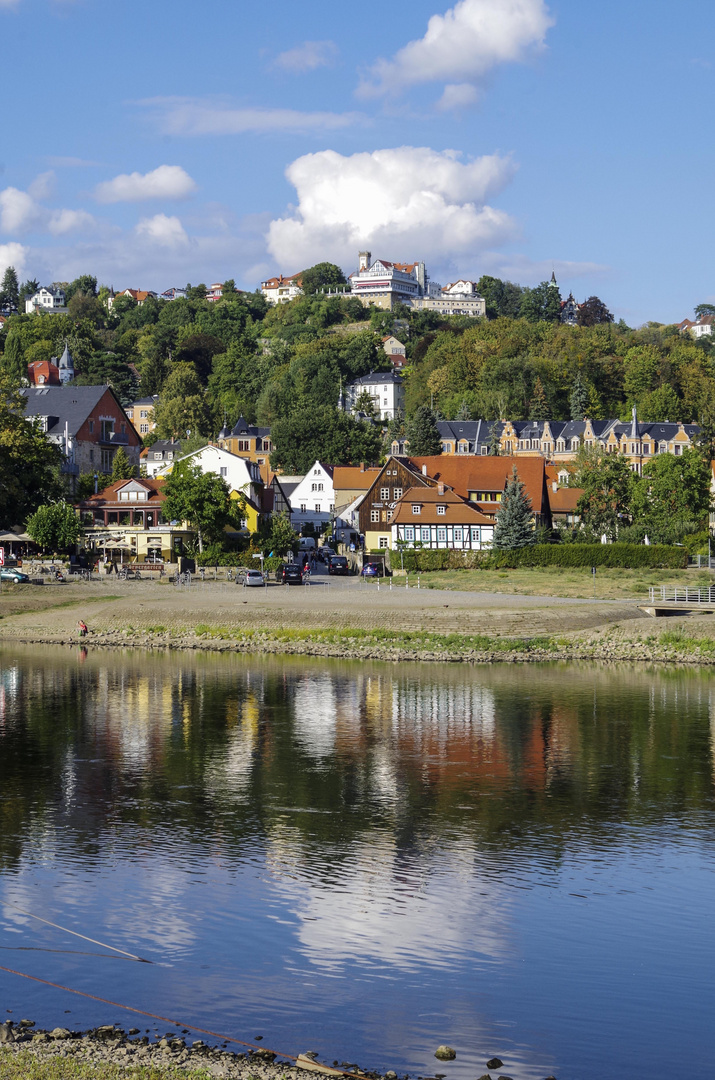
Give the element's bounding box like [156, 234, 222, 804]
[0, 647, 714, 1080]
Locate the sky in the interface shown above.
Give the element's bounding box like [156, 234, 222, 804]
[0, 0, 713, 325]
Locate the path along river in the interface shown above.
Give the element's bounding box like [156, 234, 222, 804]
[0, 645, 714, 1080]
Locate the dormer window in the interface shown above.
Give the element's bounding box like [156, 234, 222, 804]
[412, 504, 421, 514]
[437, 505, 446, 515]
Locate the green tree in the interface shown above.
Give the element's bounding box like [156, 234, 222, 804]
[0, 266, 20, 312]
[577, 296, 614, 326]
[492, 466, 535, 548]
[269, 511, 297, 555]
[631, 448, 711, 542]
[529, 376, 549, 420]
[25, 502, 82, 551]
[520, 281, 562, 323]
[488, 422, 501, 456]
[570, 373, 589, 420]
[694, 303, 715, 318]
[0, 333, 26, 380]
[300, 262, 347, 295]
[270, 407, 381, 473]
[352, 389, 378, 420]
[65, 275, 98, 302]
[162, 460, 234, 553]
[405, 406, 442, 456]
[110, 446, 136, 481]
[0, 374, 63, 527]
[574, 450, 635, 539]
[153, 363, 214, 440]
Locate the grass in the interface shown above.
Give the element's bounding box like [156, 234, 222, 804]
[658, 628, 715, 653]
[0, 1049, 214, 1079]
[407, 566, 713, 600]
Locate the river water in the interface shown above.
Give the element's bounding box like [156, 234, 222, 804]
[0, 646, 713, 1079]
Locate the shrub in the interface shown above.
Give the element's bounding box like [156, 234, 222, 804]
[397, 543, 687, 572]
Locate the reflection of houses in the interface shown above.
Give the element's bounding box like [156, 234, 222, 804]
[76, 477, 192, 563]
[20, 384, 141, 481]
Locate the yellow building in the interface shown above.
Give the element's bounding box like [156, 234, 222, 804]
[216, 417, 273, 467]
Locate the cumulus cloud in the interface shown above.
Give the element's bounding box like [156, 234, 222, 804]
[135, 213, 189, 248]
[48, 209, 96, 235]
[0, 187, 44, 233]
[267, 146, 517, 269]
[272, 40, 338, 73]
[139, 97, 362, 136]
[0, 184, 98, 237]
[94, 165, 197, 204]
[359, 0, 553, 100]
[0, 242, 28, 279]
[437, 82, 481, 110]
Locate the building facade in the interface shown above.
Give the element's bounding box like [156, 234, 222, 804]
[125, 396, 158, 436]
[216, 416, 273, 466]
[391, 486, 494, 550]
[76, 477, 192, 564]
[25, 287, 67, 314]
[285, 462, 335, 531]
[343, 371, 405, 421]
[260, 274, 303, 304]
[141, 439, 182, 477]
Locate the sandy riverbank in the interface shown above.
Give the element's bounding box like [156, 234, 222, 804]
[1, 577, 715, 664]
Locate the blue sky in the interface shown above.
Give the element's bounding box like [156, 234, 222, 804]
[0, 0, 712, 324]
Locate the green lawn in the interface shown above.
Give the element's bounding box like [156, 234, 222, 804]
[400, 566, 713, 600]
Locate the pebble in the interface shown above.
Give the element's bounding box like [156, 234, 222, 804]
[434, 1046, 456, 1062]
[486, 1060, 503, 1071]
[0, 1023, 15, 1044]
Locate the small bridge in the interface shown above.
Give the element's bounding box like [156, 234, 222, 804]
[641, 585, 715, 617]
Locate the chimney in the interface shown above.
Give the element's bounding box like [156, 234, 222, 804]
[552, 480, 558, 492]
[422, 465, 427, 476]
[360, 462, 365, 472]
[437, 482, 445, 495]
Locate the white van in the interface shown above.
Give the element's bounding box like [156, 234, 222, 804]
[298, 537, 317, 551]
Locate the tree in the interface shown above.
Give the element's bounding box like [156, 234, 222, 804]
[269, 511, 297, 555]
[520, 281, 562, 323]
[529, 376, 549, 420]
[574, 450, 635, 539]
[26, 502, 82, 551]
[153, 363, 214, 440]
[65, 275, 98, 303]
[0, 373, 64, 527]
[270, 406, 381, 474]
[111, 446, 136, 481]
[570, 373, 589, 420]
[631, 448, 711, 542]
[0, 266, 20, 313]
[352, 389, 378, 420]
[577, 296, 614, 326]
[300, 262, 347, 296]
[694, 303, 715, 319]
[162, 460, 235, 553]
[488, 422, 501, 456]
[492, 467, 535, 548]
[405, 406, 442, 456]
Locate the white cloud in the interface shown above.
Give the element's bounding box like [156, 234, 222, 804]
[0, 187, 43, 233]
[272, 40, 338, 73]
[94, 165, 197, 204]
[134, 213, 189, 248]
[267, 146, 517, 269]
[48, 209, 96, 236]
[359, 0, 553, 99]
[0, 242, 28, 279]
[28, 171, 55, 200]
[437, 82, 481, 110]
[140, 97, 362, 136]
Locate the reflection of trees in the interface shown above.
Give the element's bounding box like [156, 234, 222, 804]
[0, 651, 713, 875]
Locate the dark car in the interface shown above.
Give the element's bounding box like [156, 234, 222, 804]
[328, 556, 350, 576]
[361, 562, 384, 578]
[0, 568, 30, 583]
[318, 546, 335, 563]
[277, 563, 303, 585]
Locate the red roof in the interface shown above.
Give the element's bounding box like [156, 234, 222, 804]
[27, 360, 61, 386]
[76, 477, 166, 509]
[408, 455, 547, 514]
[392, 487, 492, 526]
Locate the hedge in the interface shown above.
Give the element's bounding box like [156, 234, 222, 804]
[396, 543, 687, 572]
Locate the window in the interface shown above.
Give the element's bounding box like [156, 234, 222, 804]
[412, 504, 421, 515]
[237, 440, 250, 452]
[89, 449, 94, 463]
[393, 487, 403, 500]
[300, 503, 307, 513]
[437, 505, 446, 515]
[89, 420, 94, 434]
[101, 450, 111, 472]
[404, 526, 414, 541]
[330, 503, 335, 512]
[421, 527, 430, 542]
[220, 467, 227, 477]
[480, 446, 487, 455]
[471, 527, 480, 542]
[100, 420, 114, 442]
[140, 424, 149, 434]
[140, 410, 147, 419]
[643, 444, 650, 455]
[442, 443, 450, 453]
[371, 509, 380, 522]
[315, 504, 321, 512]
[381, 487, 390, 500]
[454, 528, 463, 542]
[437, 528, 446, 542]
[379, 536, 389, 549]
[458, 442, 468, 454]
[154, 452, 162, 460]
[675, 444, 682, 455]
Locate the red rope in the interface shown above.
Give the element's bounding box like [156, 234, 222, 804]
[0, 963, 353, 1075]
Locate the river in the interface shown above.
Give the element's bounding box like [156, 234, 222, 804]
[0, 645, 713, 1079]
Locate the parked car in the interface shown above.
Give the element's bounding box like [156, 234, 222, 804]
[0, 568, 30, 583]
[237, 568, 265, 587]
[361, 562, 384, 578]
[277, 563, 303, 585]
[328, 556, 350, 576]
[318, 546, 335, 563]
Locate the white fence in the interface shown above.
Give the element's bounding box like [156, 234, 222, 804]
[648, 585, 715, 605]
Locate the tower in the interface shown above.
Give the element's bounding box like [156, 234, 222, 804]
[358, 251, 372, 272]
[58, 342, 74, 384]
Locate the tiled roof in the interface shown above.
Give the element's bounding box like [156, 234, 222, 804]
[392, 487, 492, 526]
[20, 385, 114, 436]
[77, 477, 165, 508]
[408, 455, 546, 512]
[332, 466, 381, 490]
[547, 487, 582, 512]
[350, 371, 404, 386]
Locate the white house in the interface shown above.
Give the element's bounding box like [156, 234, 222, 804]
[286, 462, 335, 532]
[157, 444, 263, 504]
[344, 371, 405, 422]
[382, 335, 406, 361]
[391, 487, 494, 551]
[410, 280, 486, 318]
[25, 287, 67, 314]
[159, 287, 187, 301]
[260, 274, 303, 304]
[348, 252, 430, 310]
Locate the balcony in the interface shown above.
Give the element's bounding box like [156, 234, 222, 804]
[98, 429, 130, 446]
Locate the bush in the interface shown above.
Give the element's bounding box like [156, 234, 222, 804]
[397, 543, 687, 572]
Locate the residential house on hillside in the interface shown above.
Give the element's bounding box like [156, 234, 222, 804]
[391, 486, 494, 551]
[356, 457, 435, 550]
[27, 360, 61, 386]
[260, 274, 303, 304]
[75, 477, 192, 565]
[125, 396, 158, 436]
[678, 314, 714, 338]
[216, 416, 273, 466]
[382, 336, 407, 366]
[560, 293, 580, 326]
[20, 384, 141, 481]
[159, 287, 187, 301]
[332, 464, 382, 548]
[25, 286, 67, 315]
[157, 443, 264, 509]
[411, 280, 486, 318]
[286, 462, 335, 532]
[141, 438, 182, 477]
[347, 251, 434, 311]
[107, 289, 157, 310]
[408, 455, 551, 528]
[343, 371, 405, 421]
